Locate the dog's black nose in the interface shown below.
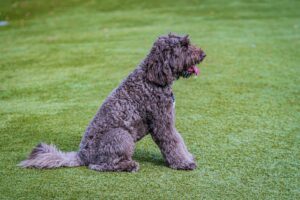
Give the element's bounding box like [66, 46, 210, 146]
[202, 52, 206, 58]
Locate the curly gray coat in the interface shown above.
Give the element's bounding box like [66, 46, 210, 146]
[19, 33, 206, 172]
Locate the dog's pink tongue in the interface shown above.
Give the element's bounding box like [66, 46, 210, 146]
[187, 66, 200, 76]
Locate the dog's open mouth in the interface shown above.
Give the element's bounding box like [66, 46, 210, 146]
[181, 65, 200, 78]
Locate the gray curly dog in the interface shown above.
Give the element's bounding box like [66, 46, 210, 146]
[19, 33, 206, 172]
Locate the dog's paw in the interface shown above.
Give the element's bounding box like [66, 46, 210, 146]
[188, 153, 196, 162]
[169, 161, 197, 170]
[126, 161, 139, 173]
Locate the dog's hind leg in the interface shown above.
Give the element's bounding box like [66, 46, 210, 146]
[89, 160, 139, 172]
[88, 128, 139, 172]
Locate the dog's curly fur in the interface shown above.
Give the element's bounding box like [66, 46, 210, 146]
[19, 33, 206, 172]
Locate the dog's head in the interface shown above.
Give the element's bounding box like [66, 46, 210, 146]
[145, 33, 206, 86]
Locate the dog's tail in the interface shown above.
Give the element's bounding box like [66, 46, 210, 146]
[18, 143, 83, 169]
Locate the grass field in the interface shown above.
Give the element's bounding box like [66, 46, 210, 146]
[0, 0, 299, 199]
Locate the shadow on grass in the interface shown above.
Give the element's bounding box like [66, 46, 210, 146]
[133, 149, 165, 167]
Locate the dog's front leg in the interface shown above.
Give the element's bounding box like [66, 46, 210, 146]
[150, 116, 197, 170]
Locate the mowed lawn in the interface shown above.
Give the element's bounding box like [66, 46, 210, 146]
[0, 0, 299, 199]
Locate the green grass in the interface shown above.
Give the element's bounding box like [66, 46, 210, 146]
[0, 0, 299, 199]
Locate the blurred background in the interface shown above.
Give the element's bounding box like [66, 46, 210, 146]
[0, 0, 299, 199]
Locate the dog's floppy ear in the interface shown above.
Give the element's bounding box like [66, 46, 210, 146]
[146, 49, 173, 86]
